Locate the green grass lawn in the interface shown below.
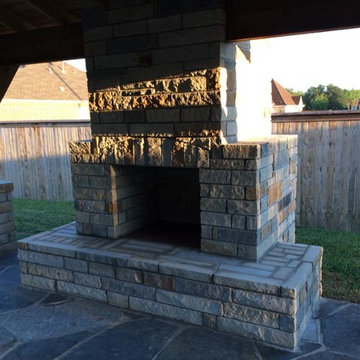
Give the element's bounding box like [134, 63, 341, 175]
[13, 198, 75, 240]
[297, 227, 360, 304]
[12, 199, 359, 303]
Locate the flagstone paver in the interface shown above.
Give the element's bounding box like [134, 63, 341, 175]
[0, 251, 359, 360]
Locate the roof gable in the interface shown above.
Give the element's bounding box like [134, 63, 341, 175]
[3, 61, 88, 101]
[271, 79, 296, 106]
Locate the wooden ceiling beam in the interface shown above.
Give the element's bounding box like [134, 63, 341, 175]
[25, 0, 81, 24]
[226, 0, 360, 41]
[0, 23, 84, 67]
[0, 6, 36, 32]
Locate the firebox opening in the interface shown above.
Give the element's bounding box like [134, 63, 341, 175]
[118, 166, 201, 249]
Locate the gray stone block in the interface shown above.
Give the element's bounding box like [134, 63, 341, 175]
[74, 272, 102, 288]
[200, 212, 231, 227]
[159, 261, 214, 283]
[89, 262, 115, 278]
[27, 263, 73, 282]
[214, 270, 281, 295]
[28, 241, 76, 258]
[217, 317, 295, 349]
[21, 273, 56, 291]
[115, 267, 142, 283]
[18, 250, 64, 268]
[199, 169, 231, 185]
[102, 278, 155, 300]
[77, 248, 129, 266]
[127, 257, 159, 272]
[107, 292, 129, 308]
[174, 278, 231, 302]
[57, 281, 107, 302]
[224, 303, 279, 328]
[281, 262, 312, 299]
[143, 272, 173, 290]
[129, 297, 202, 326]
[64, 258, 88, 273]
[232, 288, 296, 315]
[156, 289, 223, 315]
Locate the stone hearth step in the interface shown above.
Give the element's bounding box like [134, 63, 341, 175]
[17, 222, 322, 350]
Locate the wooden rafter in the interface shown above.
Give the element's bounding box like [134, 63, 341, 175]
[24, 0, 81, 24]
[226, 0, 360, 41]
[93, 0, 108, 8]
[0, 6, 36, 32]
[0, 23, 84, 66]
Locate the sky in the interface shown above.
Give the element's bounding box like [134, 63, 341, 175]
[66, 27, 360, 93]
[267, 27, 360, 92]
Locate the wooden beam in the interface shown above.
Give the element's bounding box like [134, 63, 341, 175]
[0, 6, 36, 32]
[0, 23, 84, 67]
[25, 0, 81, 24]
[0, 65, 18, 102]
[226, 0, 360, 41]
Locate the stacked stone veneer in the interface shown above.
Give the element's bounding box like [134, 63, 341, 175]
[0, 180, 15, 252]
[71, 135, 297, 261]
[18, 223, 322, 350]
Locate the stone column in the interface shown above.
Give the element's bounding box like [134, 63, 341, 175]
[0, 180, 15, 253]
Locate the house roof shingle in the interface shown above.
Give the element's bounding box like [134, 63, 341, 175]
[3, 61, 88, 101]
[271, 79, 296, 106]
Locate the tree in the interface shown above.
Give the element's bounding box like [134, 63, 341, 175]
[344, 89, 360, 110]
[309, 93, 329, 110]
[326, 84, 347, 110]
[286, 88, 304, 97]
[303, 85, 326, 110]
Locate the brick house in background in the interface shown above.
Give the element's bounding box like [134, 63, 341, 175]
[0, 61, 89, 121]
[271, 79, 304, 114]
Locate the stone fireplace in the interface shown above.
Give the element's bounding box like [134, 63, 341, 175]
[18, 0, 322, 350]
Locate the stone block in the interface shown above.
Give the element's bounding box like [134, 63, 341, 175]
[227, 200, 259, 216]
[159, 26, 225, 48]
[183, 8, 225, 28]
[143, 272, 174, 290]
[232, 289, 295, 315]
[201, 239, 237, 257]
[159, 261, 214, 283]
[214, 271, 281, 295]
[115, 267, 143, 283]
[18, 250, 64, 268]
[174, 277, 231, 302]
[209, 184, 244, 199]
[21, 273, 56, 291]
[148, 14, 182, 33]
[129, 297, 203, 326]
[28, 241, 76, 258]
[200, 212, 231, 227]
[108, 292, 129, 308]
[223, 144, 260, 159]
[74, 272, 102, 288]
[232, 215, 246, 229]
[102, 278, 155, 300]
[108, 4, 154, 24]
[156, 289, 223, 315]
[199, 169, 231, 184]
[217, 317, 295, 349]
[27, 263, 73, 282]
[65, 258, 88, 273]
[223, 303, 279, 328]
[89, 262, 115, 278]
[57, 281, 107, 302]
[114, 20, 147, 37]
[200, 198, 226, 212]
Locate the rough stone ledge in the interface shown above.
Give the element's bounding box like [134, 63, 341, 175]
[18, 222, 321, 350]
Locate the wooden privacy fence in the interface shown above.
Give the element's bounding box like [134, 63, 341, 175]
[0, 120, 91, 201]
[272, 111, 360, 232]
